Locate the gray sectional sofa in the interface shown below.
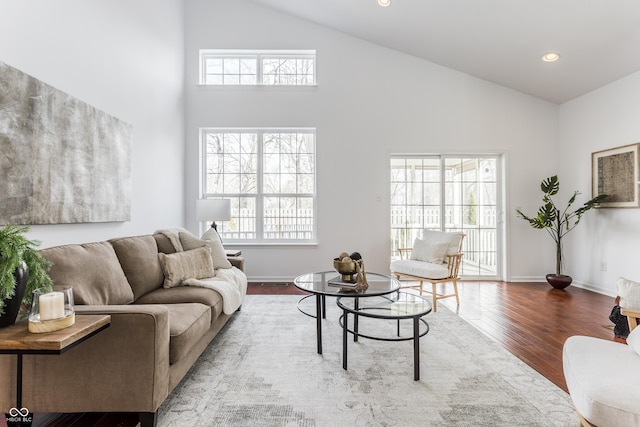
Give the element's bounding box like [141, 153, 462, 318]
[0, 229, 246, 427]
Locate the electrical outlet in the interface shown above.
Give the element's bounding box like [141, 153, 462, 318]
[600, 261, 607, 272]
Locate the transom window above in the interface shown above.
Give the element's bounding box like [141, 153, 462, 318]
[199, 50, 316, 86]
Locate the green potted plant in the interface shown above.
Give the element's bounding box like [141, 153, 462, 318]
[516, 175, 607, 289]
[0, 224, 53, 326]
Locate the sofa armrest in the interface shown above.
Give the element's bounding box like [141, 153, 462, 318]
[228, 256, 244, 271]
[2, 304, 171, 414]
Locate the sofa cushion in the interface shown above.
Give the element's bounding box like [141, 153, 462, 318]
[167, 303, 211, 364]
[154, 233, 177, 254]
[158, 246, 215, 288]
[134, 286, 223, 310]
[110, 235, 165, 300]
[40, 242, 134, 305]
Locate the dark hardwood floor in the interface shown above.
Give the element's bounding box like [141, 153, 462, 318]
[8, 280, 615, 427]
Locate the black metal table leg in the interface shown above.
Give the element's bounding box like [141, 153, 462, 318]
[322, 294, 326, 319]
[413, 317, 420, 380]
[353, 297, 359, 342]
[16, 353, 22, 409]
[316, 294, 323, 354]
[343, 310, 348, 370]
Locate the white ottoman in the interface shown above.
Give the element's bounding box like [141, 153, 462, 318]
[563, 335, 640, 427]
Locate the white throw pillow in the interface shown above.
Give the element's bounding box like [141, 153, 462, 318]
[421, 230, 464, 255]
[626, 326, 640, 357]
[617, 277, 640, 310]
[410, 238, 449, 264]
[201, 228, 232, 269]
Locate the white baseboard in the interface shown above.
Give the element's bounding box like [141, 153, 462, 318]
[249, 275, 617, 298]
[507, 276, 546, 282]
[570, 281, 617, 297]
[247, 276, 296, 283]
[509, 275, 616, 297]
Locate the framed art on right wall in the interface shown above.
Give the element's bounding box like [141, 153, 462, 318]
[592, 143, 640, 208]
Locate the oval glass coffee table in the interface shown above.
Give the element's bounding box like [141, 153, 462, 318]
[337, 291, 432, 380]
[293, 271, 400, 355]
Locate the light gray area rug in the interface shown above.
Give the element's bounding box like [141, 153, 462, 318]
[157, 295, 577, 426]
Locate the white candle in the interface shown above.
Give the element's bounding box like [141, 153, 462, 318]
[39, 292, 65, 320]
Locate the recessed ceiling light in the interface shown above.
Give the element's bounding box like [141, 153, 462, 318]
[378, 0, 391, 7]
[542, 52, 560, 63]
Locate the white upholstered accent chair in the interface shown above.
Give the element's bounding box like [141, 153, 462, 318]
[390, 230, 465, 312]
[563, 308, 640, 427]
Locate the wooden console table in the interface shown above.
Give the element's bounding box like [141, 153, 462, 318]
[0, 315, 110, 415]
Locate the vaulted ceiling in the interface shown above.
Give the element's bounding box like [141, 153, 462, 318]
[247, 0, 640, 104]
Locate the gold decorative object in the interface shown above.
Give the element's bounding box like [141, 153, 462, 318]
[354, 259, 368, 291]
[333, 258, 357, 283]
[333, 251, 369, 291]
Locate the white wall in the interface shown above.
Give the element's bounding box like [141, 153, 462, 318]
[0, 0, 185, 247]
[185, 0, 560, 282]
[559, 71, 640, 296]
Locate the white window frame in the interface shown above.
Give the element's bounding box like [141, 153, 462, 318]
[390, 154, 504, 279]
[199, 49, 316, 86]
[200, 127, 317, 245]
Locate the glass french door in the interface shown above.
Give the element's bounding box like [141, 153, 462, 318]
[390, 155, 502, 278]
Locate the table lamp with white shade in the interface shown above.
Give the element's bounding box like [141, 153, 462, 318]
[196, 199, 231, 231]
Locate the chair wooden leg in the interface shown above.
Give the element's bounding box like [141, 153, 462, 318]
[453, 281, 460, 305]
[418, 280, 423, 295]
[432, 282, 437, 312]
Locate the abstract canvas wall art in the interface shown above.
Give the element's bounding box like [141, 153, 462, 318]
[592, 143, 640, 208]
[0, 61, 132, 224]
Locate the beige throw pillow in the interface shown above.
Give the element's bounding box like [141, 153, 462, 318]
[618, 277, 640, 310]
[158, 246, 215, 289]
[410, 238, 449, 264]
[179, 231, 206, 251]
[201, 228, 232, 269]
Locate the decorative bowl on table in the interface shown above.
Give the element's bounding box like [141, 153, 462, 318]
[333, 258, 357, 283]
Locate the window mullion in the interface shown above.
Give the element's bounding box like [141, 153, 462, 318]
[256, 131, 265, 241]
[256, 54, 263, 85]
[439, 156, 446, 232]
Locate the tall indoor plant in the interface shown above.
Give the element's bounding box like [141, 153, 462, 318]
[0, 224, 53, 325]
[516, 175, 607, 289]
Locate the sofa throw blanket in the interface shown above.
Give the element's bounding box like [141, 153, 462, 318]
[183, 268, 248, 314]
[155, 227, 247, 314]
[155, 227, 187, 252]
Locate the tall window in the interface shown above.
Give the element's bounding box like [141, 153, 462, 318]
[199, 50, 316, 86]
[201, 128, 316, 243]
[390, 155, 501, 277]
